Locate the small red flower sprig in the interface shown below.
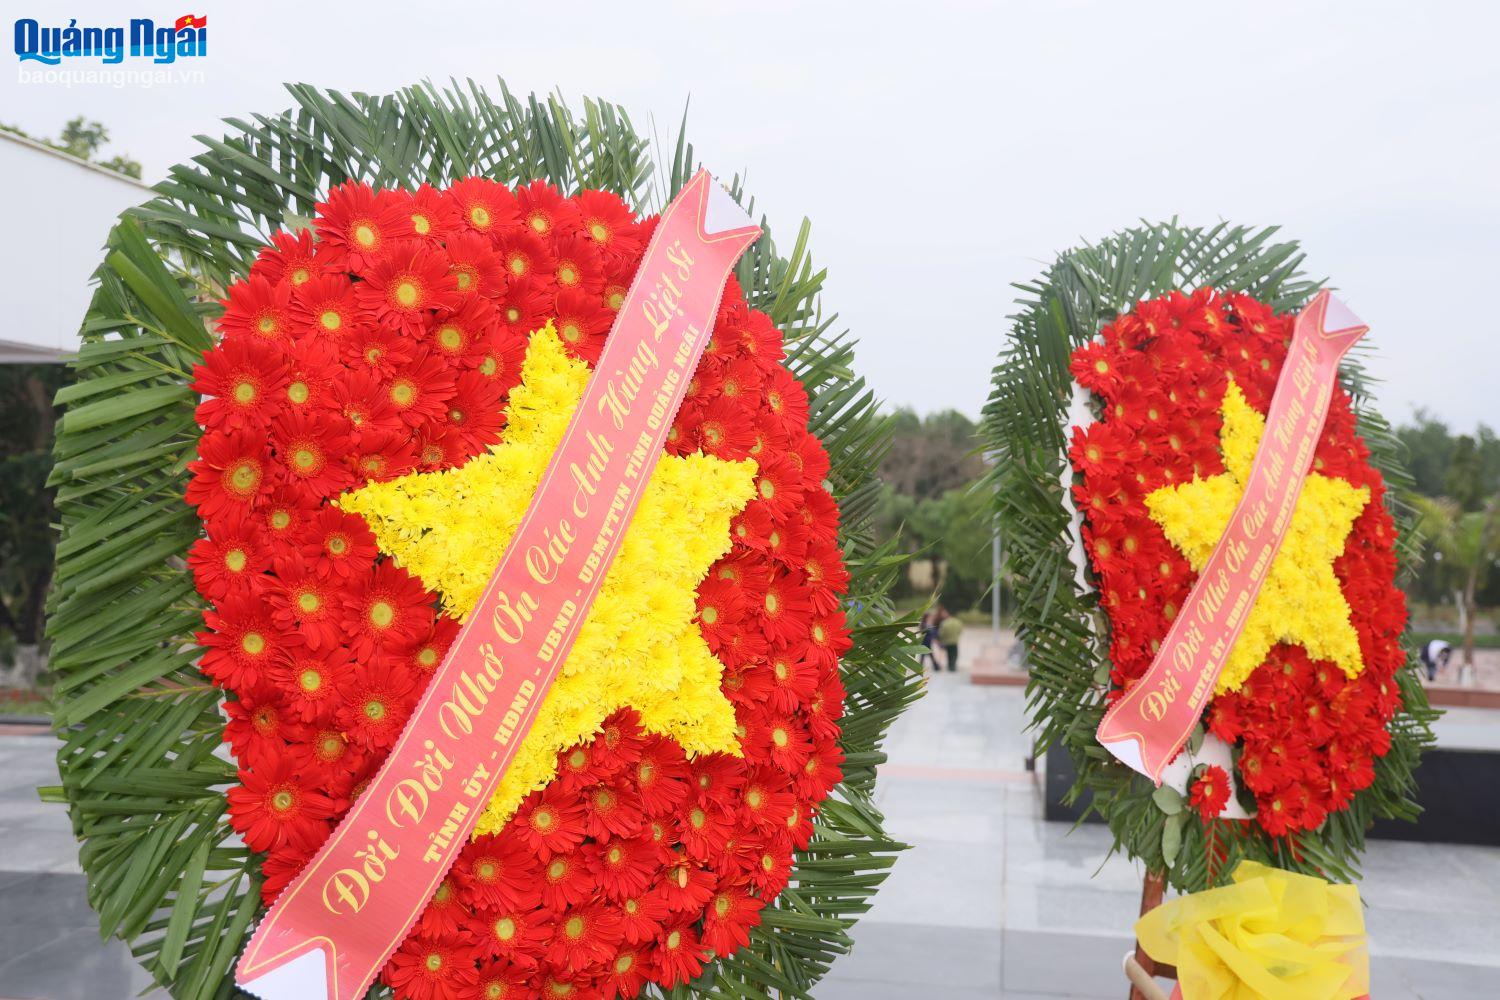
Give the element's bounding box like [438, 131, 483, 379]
[1066, 289, 1407, 840]
[187, 178, 853, 999]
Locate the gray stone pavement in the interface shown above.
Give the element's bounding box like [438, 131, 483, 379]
[2, 642, 1498, 998]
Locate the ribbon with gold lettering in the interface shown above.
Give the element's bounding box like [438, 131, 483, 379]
[236, 171, 760, 1000]
[1095, 290, 1368, 783]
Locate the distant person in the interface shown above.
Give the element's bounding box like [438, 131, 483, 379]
[1420, 639, 1452, 682]
[919, 609, 939, 671]
[937, 606, 963, 673]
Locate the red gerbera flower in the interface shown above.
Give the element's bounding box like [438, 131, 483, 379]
[651, 918, 707, 988]
[463, 960, 528, 1000]
[399, 615, 462, 676]
[757, 569, 814, 645]
[219, 275, 295, 343]
[300, 507, 379, 579]
[349, 424, 420, 483]
[586, 835, 658, 902]
[539, 850, 593, 910]
[1189, 765, 1232, 821]
[226, 757, 337, 853]
[492, 229, 554, 285]
[441, 370, 507, 453]
[259, 845, 311, 906]
[545, 902, 622, 971]
[188, 510, 269, 602]
[616, 891, 669, 946]
[515, 179, 575, 239]
[469, 330, 528, 386]
[326, 368, 401, 438]
[290, 273, 360, 339]
[549, 234, 606, 296]
[314, 181, 415, 272]
[336, 658, 419, 751]
[416, 425, 471, 471]
[223, 691, 290, 771]
[259, 485, 318, 543]
[186, 428, 274, 516]
[739, 839, 789, 894]
[446, 178, 520, 237]
[406, 183, 459, 244]
[281, 336, 340, 413]
[470, 907, 548, 966]
[267, 553, 343, 650]
[760, 366, 809, 434]
[492, 277, 552, 340]
[254, 228, 320, 288]
[445, 232, 507, 300]
[693, 397, 758, 460]
[193, 336, 289, 432]
[430, 297, 496, 363]
[582, 780, 643, 840]
[386, 347, 458, 426]
[600, 946, 651, 999]
[701, 883, 763, 956]
[413, 878, 469, 941]
[271, 407, 355, 501]
[453, 834, 539, 914]
[630, 738, 690, 816]
[513, 786, 588, 860]
[357, 241, 461, 336]
[267, 645, 348, 724]
[340, 561, 435, 659]
[196, 593, 288, 690]
[382, 934, 480, 1000]
[571, 189, 642, 264]
[343, 324, 416, 380]
[660, 855, 716, 915]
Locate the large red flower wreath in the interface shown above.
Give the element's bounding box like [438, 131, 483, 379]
[185, 179, 851, 999]
[1066, 289, 1407, 840]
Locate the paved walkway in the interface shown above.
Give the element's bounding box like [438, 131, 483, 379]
[2, 654, 1498, 998]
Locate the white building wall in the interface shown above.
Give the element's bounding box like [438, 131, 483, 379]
[0, 130, 150, 362]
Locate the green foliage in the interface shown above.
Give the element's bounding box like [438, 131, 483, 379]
[870, 409, 992, 609]
[1393, 413, 1500, 604]
[0, 365, 72, 644]
[1, 115, 143, 178]
[46, 80, 922, 999]
[980, 220, 1437, 893]
[1413, 495, 1500, 666]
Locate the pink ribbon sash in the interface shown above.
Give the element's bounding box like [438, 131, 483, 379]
[1095, 290, 1368, 783]
[237, 171, 760, 1000]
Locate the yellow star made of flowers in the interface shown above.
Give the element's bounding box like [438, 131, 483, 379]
[1144, 380, 1369, 694]
[339, 325, 757, 833]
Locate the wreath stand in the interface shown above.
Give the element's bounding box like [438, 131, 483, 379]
[1123, 869, 1176, 1000]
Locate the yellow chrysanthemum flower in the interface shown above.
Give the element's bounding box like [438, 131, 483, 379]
[1145, 381, 1369, 693]
[340, 325, 757, 832]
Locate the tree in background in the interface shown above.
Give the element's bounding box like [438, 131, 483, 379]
[1415, 496, 1500, 671]
[0, 365, 68, 672]
[874, 409, 992, 610]
[0, 115, 142, 178]
[1397, 412, 1500, 611]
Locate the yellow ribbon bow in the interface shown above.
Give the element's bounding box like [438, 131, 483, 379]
[1135, 861, 1370, 1000]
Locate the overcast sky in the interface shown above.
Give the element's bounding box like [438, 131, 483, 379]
[5, 0, 1497, 430]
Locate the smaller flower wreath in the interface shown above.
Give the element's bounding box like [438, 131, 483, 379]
[984, 222, 1435, 892]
